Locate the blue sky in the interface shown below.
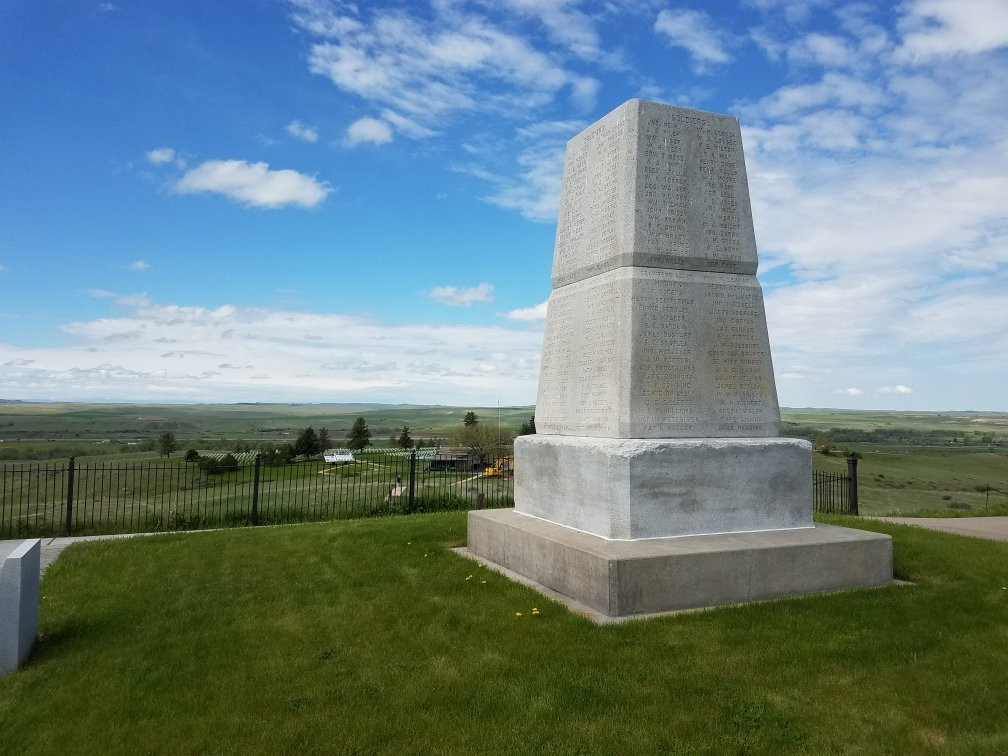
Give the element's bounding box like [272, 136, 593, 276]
[1, 0, 1006, 410]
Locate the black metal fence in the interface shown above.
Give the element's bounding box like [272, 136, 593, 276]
[2, 449, 860, 539]
[1, 449, 514, 539]
[813, 453, 859, 515]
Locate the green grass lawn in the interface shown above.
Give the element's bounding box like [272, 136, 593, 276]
[2, 512, 1007, 753]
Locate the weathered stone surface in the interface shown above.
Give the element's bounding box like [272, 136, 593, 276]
[0, 539, 40, 675]
[552, 99, 757, 288]
[467, 509, 894, 618]
[514, 434, 811, 539]
[535, 267, 780, 438]
[466, 98, 893, 616]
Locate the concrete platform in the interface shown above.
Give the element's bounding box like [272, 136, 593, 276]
[467, 508, 893, 619]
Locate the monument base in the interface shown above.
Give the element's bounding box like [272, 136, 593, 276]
[466, 509, 892, 619]
[515, 435, 812, 539]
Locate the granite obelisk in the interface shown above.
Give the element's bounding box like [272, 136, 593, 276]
[466, 100, 892, 618]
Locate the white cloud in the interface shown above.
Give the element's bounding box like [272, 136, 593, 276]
[840, 388, 864, 396]
[897, 0, 1008, 60]
[98, 3, 117, 12]
[498, 0, 605, 61]
[126, 260, 150, 271]
[380, 109, 435, 138]
[345, 117, 393, 146]
[456, 119, 584, 222]
[879, 385, 913, 395]
[294, 3, 595, 127]
[173, 160, 331, 208]
[146, 147, 176, 165]
[0, 293, 542, 404]
[503, 300, 548, 321]
[654, 8, 732, 69]
[286, 120, 319, 142]
[427, 282, 494, 307]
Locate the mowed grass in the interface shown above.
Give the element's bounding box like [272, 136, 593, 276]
[813, 448, 1008, 516]
[2, 513, 1007, 753]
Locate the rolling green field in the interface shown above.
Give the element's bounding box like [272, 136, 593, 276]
[780, 407, 1008, 432]
[813, 447, 1008, 516]
[2, 402, 1007, 518]
[0, 401, 535, 450]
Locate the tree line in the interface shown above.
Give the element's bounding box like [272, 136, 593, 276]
[782, 423, 1008, 448]
[155, 410, 537, 463]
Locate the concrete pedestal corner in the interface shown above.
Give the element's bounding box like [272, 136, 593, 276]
[1, 539, 41, 675]
[466, 509, 892, 619]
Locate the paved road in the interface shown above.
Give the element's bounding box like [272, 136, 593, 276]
[873, 516, 1008, 543]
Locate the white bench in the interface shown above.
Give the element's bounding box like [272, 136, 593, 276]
[0, 539, 40, 675]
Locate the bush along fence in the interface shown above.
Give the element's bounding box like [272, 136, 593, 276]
[813, 453, 859, 516]
[0, 449, 514, 539]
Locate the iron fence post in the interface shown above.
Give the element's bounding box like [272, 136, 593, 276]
[407, 449, 416, 514]
[251, 454, 261, 525]
[65, 456, 75, 535]
[847, 452, 859, 515]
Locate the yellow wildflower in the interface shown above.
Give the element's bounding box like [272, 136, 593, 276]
[515, 612, 523, 618]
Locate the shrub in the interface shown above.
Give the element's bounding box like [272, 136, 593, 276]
[198, 453, 239, 474]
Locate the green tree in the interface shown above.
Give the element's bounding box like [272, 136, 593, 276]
[813, 433, 833, 456]
[460, 422, 511, 463]
[463, 411, 479, 427]
[346, 417, 372, 451]
[294, 427, 321, 457]
[397, 426, 414, 449]
[518, 414, 536, 436]
[318, 426, 331, 452]
[184, 448, 200, 463]
[261, 443, 295, 465]
[157, 431, 179, 458]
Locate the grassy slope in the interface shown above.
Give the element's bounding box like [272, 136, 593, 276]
[1, 512, 1007, 753]
[3, 402, 1006, 444]
[813, 448, 1008, 515]
[780, 407, 1008, 432]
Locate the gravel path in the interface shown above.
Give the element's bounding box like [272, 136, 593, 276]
[871, 516, 1008, 543]
[1, 531, 188, 575]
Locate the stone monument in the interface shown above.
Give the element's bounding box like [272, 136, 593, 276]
[466, 99, 892, 619]
[1, 539, 40, 675]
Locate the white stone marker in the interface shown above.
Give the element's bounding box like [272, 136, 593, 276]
[466, 100, 892, 618]
[1, 539, 41, 675]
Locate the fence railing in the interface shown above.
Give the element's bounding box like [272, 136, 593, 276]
[1, 450, 514, 539]
[3, 449, 860, 539]
[813, 453, 859, 515]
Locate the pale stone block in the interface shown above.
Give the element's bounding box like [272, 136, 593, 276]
[0, 539, 41, 675]
[552, 99, 758, 289]
[535, 267, 780, 438]
[514, 435, 812, 539]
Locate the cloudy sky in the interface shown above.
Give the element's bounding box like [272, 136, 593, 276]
[1, 0, 1006, 410]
